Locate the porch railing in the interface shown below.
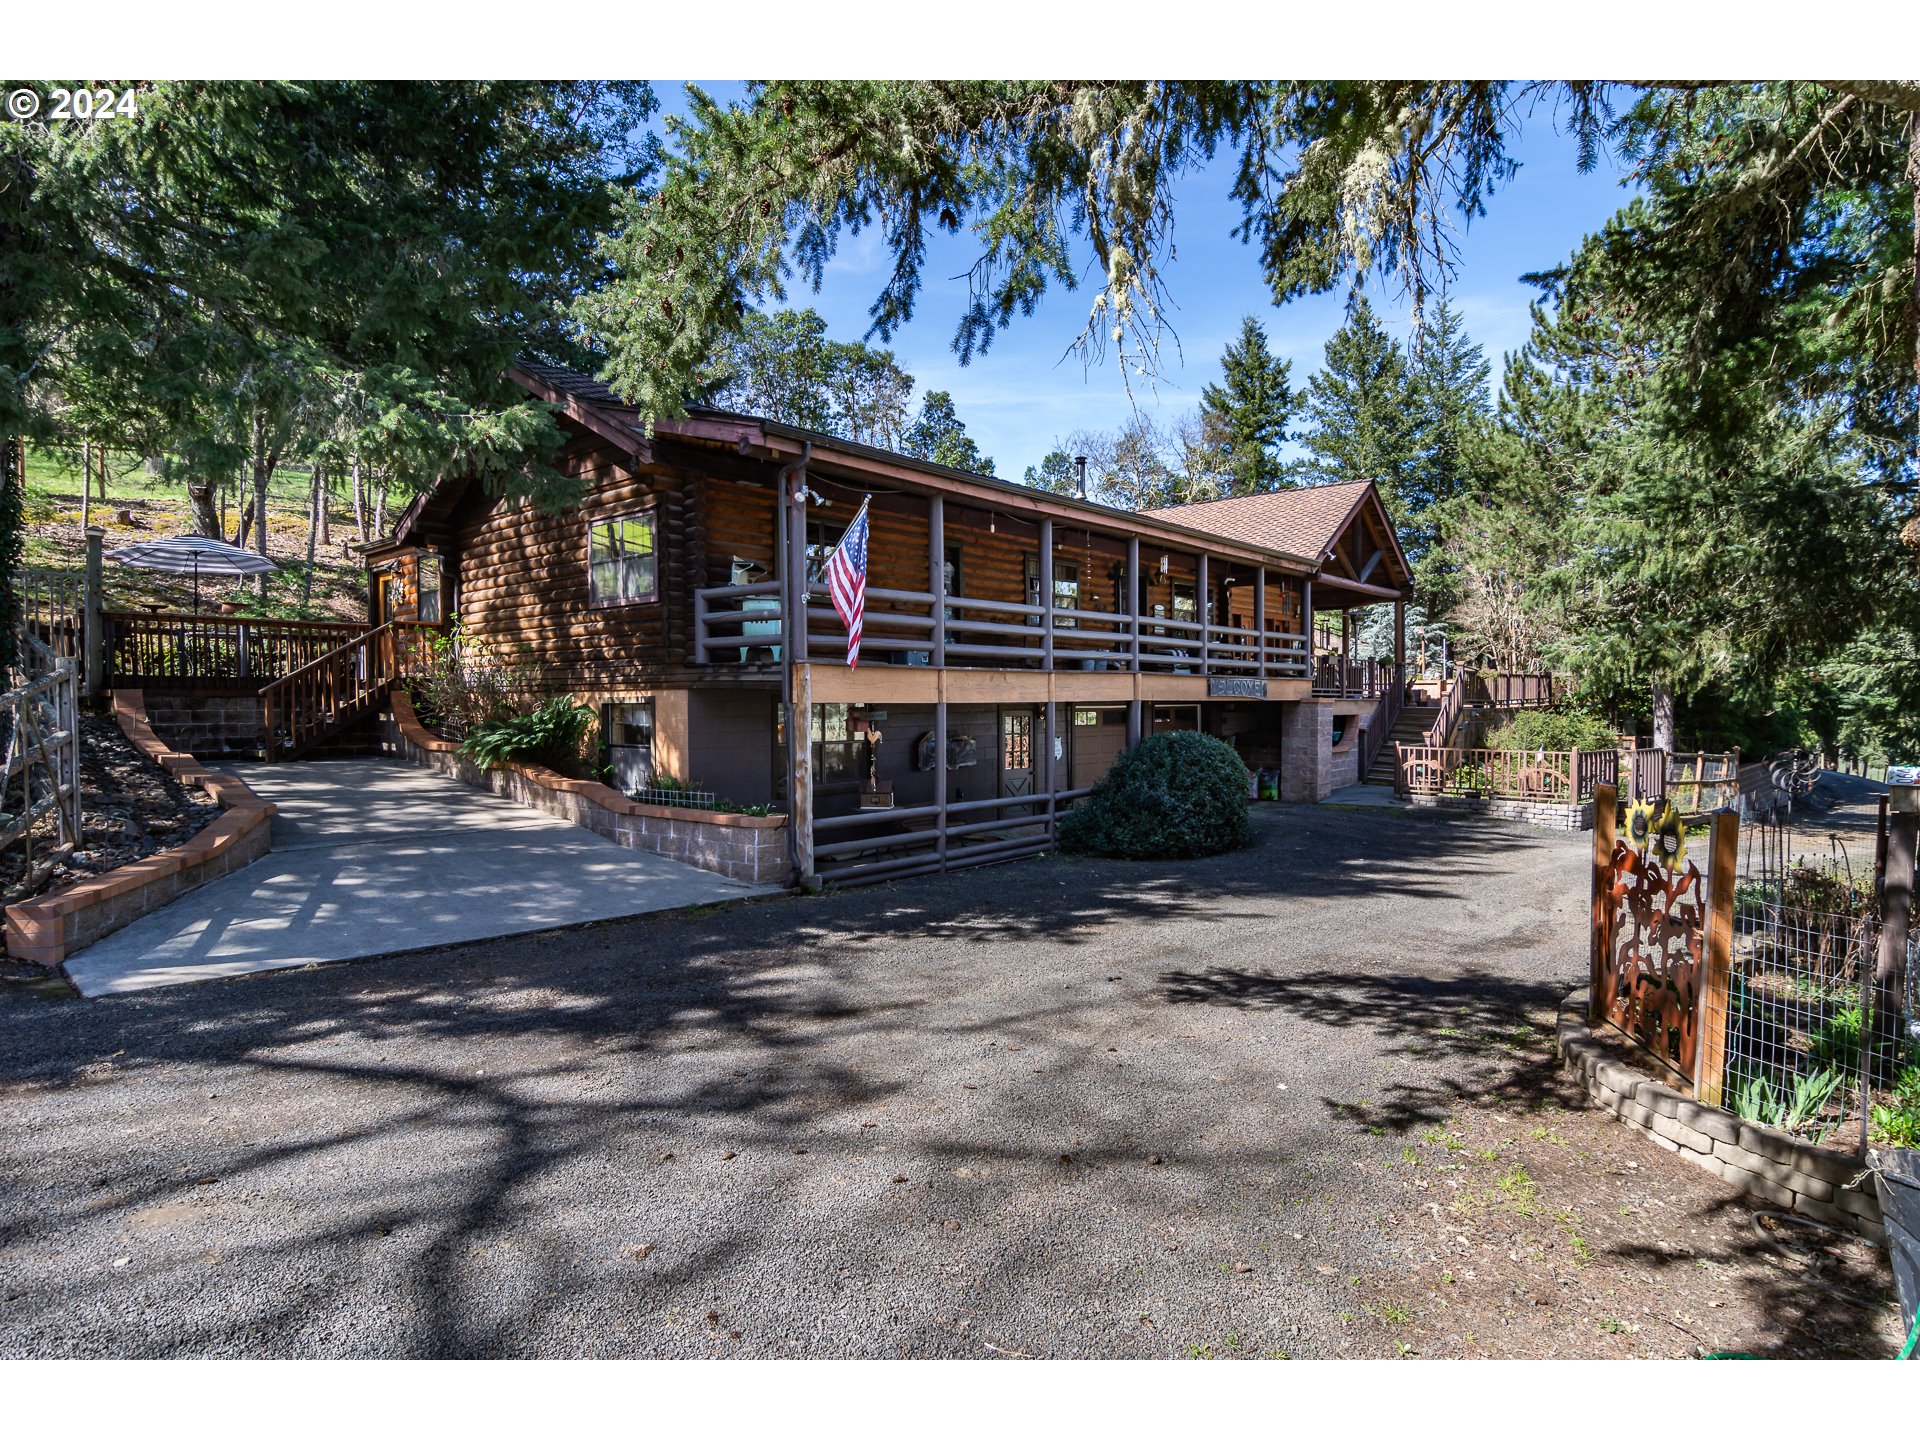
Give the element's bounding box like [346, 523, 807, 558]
[695, 582, 1311, 679]
[1312, 654, 1399, 698]
[105, 611, 367, 691]
[1396, 744, 1618, 803]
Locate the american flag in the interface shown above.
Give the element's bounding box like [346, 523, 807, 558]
[822, 497, 871, 668]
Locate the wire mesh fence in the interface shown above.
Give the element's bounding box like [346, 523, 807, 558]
[1592, 779, 1918, 1157]
[1719, 811, 1917, 1153]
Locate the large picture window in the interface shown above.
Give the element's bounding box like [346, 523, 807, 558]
[589, 510, 658, 605]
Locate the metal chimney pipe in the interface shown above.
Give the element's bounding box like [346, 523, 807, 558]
[1074, 455, 1088, 499]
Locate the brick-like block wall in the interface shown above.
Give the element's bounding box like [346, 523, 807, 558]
[1557, 989, 1883, 1242]
[138, 693, 266, 759]
[1279, 699, 1333, 802]
[1406, 793, 1594, 831]
[5, 691, 276, 967]
[389, 692, 787, 886]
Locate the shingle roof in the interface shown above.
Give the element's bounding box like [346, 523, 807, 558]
[1142, 482, 1375, 562]
[514, 358, 630, 407]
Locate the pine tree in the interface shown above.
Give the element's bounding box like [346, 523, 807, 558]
[1198, 316, 1297, 495]
[902, 392, 994, 475]
[1294, 296, 1422, 521]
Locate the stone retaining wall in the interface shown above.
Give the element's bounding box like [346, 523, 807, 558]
[1408, 793, 1594, 831]
[1557, 988, 1883, 1242]
[389, 693, 788, 887]
[4, 691, 276, 967]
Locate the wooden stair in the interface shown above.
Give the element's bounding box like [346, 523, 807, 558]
[258, 622, 430, 761]
[1365, 703, 1441, 786]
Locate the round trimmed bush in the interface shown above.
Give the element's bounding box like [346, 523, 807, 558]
[1057, 730, 1253, 860]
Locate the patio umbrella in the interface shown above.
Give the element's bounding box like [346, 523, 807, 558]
[106, 534, 278, 611]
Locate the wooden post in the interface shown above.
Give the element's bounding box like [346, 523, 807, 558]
[1126, 537, 1141, 672]
[1197, 554, 1209, 675]
[1042, 701, 1058, 840]
[934, 696, 949, 872]
[1301, 578, 1314, 684]
[83, 525, 106, 697]
[1254, 566, 1267, 677]
[1127, 698, 1142, 749]
[1589, 782, 1618, 1025]
[1876, 800, 1915, 1045]
[1039, 519, 1054, 670]
[929, 495, 946, 669]
[791, 660, 815, 887]
[1393, 598, 1406, 693]
[1694, 807, 1740, 1106]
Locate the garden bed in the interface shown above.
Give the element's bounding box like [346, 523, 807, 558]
[388, 692, 788, 886]
[1, 710, 221, 906]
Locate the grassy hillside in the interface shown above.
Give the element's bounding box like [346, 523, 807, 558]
[19, 448, 380, 622]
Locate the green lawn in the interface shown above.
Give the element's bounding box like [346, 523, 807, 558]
[20, 447, 376, 622]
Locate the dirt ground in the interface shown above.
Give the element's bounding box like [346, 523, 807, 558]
[1, 713, 220, 907]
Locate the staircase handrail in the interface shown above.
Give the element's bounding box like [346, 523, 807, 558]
[258, 621, 434, 759]
[1357, 663, 1407, 783]
[1424, 665, 1472, 748]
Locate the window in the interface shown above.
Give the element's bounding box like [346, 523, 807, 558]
[805, 520, 848, 584]
[589, 510, 658, 605]
[605, 700, 656, 790]
[814, 704, 865, 786]
[1052, 560, 1080, 629]
[777, 704, 866, 793]
[416, 552, 443, 624]
[1171, 582, 1197, 626]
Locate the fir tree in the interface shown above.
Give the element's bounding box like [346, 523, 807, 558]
[1293, 296, 1422, 522]
[1198, 316, 1297, 494]
[1405, 299, 1494, 589]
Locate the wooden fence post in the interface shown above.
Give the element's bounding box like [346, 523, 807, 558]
[1876, 799, 1915, 1053]
[1590, 782, 1618, 1024]
[1694, 808, 1740, 1106]
[83, 526, 106, 697]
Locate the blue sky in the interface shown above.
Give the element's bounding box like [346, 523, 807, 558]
[656, 84, 1640, 475]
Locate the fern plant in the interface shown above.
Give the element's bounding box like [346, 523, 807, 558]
[460, 696, 597, 772]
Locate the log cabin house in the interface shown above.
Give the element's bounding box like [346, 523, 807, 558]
[362, 362, 1413, 887]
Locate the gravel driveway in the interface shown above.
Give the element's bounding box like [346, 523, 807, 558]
[0, 802, 1886, 1358]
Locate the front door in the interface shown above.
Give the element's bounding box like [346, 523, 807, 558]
[1000, 708, 1035, 813]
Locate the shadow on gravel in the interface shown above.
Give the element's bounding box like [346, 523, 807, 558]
[0, 800, 1575, 1356]
[1158, 965, 1568, 1132]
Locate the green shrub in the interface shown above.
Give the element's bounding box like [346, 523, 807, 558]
[1057, 731, 1251, 860]
[1482, 704, 1615, 753]
[461, 695, 597, 773]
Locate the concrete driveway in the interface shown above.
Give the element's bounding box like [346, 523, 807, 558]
[62, 759, 778, 996]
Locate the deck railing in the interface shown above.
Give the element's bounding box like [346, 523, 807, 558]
[695, 583, 1311, 679]
[259, 622, 437, 759]
[1396, 744, 1618, 803]
[1312, 654, 1399, 698]
[1469, 671, 1556, 708]
[105, 611, 367, 691]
